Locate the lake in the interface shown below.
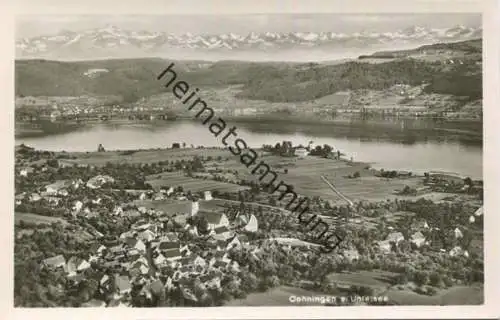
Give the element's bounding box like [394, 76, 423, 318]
[15, 118, 483, 179]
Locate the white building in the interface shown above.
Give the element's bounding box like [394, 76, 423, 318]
[191, 201, 199, 217]
[294, 148, 309, 158]
[204, 191, 213, 201]
[243, 214, 259, 232]
[454, 227, 463, 239]
[201, 212, 230, 231]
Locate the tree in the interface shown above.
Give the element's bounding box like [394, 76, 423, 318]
[414, 271, 429, 286]
[196, 216, 210, 235]
[240, 272, 259, 293]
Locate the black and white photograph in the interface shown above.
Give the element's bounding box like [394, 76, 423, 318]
[6, 0, 499, 317]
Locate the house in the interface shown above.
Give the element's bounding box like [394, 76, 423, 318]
[191, 200, 199, 217]
[410, 232, 426, 247]
[67, 274, 85, 286]
[86, 175, 115, 189]
[190, 255, 207, 267]
[469, 215, 475, 223]
[474, 206, 483, 217]
[123, 209, 141, 218]
[211, 251, 231, 265]
[113, 206, 124, 216]
[72, 200, 83, 213]
[386, 232, 404, 244]
[153, 253, 167, 266]
[180, 244, 191, 256]
[153, 192, 165, 201]
[449, 246, 469, 258]
[124, 238, 146, 252]
[243, 214, 258, 232]
[157, 241, 180, 253]
[200, 211, 229, 230]
[139, 230, 156, 243]
[164, 276, 175, 292]
[204, 191, 213, 201]
[172, 215, 187, 227]
[164, 187, 174, 196]
[108, 244, 125, 255]
[164, 248, 182, 266]
[129, 261, 149, 275]
[65, 256, 91, 275]
[42, 255, 66, 269]
[294, 147, 309, 158]
[186, 225, 199, 237]
[44, 180, 72, 195]
[377, 240, 392, 254]
[114, 275, 132, 295]
[29, 193, 42, 202]
[19, 167, 34, 177]
[454, 227, 463, 239]
[132, 222, 151, 231]
[100, 274, 111, 287]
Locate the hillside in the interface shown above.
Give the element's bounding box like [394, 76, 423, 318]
[15, 39, 482, 103]
[358, 39, 482, 60]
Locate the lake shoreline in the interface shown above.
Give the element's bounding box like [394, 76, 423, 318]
[15, 118, 483, 179]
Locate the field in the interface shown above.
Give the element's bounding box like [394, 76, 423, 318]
[15, 212, 68, 226]
[145, 171, 250, 193]
[327, 270, 397, 291]
[385, 285, 483, 305]
[210, 155, 423, 203]
[57, 148, 231, 166]
[54, 148, 423, 203]
[224, 286, 326, 306]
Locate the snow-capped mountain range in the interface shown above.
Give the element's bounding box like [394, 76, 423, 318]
[16, 24, 482, 61]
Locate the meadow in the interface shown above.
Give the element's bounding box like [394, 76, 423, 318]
[209, 155, 423, 203]
[15, 212, 68, 226]
[59, 148, 230, 166]
[145, 171, 250, 193]
[385, 285, 483, 305]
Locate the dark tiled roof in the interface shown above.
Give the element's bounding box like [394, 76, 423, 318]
[214, 226, 230, 234]
[163, 248, 181, 259]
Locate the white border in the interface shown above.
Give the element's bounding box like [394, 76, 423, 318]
[2, 0, 499, 319]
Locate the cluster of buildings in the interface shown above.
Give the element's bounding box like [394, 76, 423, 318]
[18, 163, 264, 306]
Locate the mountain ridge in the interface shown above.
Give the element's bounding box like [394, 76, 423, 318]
[16, 24, 482, 61]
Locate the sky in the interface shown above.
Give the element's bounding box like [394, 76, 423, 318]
[16, 13, 482, 39]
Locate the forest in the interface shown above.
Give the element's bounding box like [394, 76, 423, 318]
[15, 38, 482, 104]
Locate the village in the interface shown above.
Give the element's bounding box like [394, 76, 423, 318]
[14, 143, 484, 307]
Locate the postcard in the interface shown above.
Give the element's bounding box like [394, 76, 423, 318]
[2, 0, 499, 319]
